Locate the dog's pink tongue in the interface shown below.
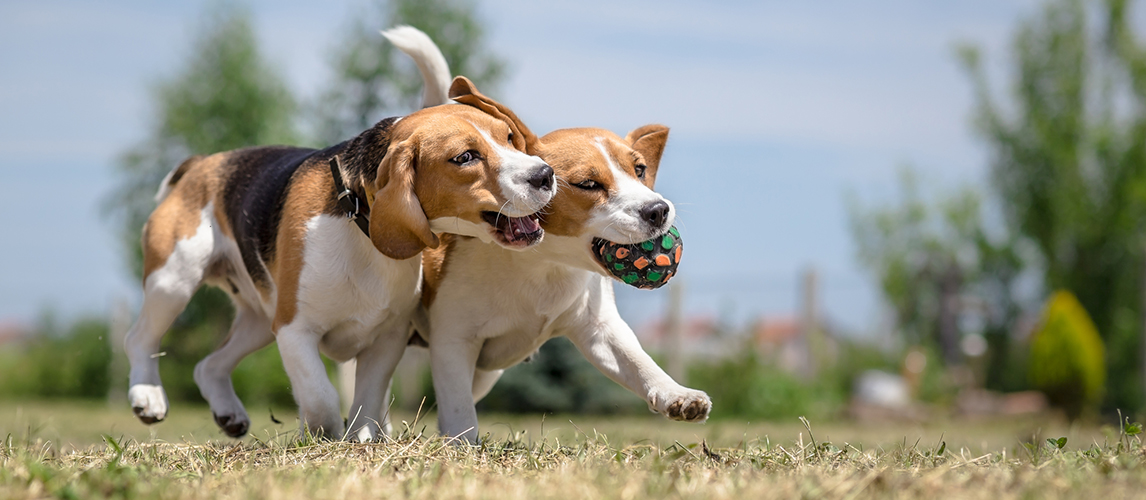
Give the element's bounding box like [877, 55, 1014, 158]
[508, 216, 540, 239]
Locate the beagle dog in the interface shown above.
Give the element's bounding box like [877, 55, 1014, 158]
[394, 28, 712, 443]
[422, 124, 713, 443]
[123, 75, 555, 440]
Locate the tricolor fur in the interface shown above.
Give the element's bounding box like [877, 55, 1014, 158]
[124, 76, 555, 441]
[396, 28, 712, 443]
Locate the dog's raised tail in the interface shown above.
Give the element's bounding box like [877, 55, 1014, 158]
[154, 155, 201, 204]
[382, 25, 452, 108]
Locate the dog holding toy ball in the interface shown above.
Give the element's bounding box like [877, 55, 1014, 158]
[420, 122, 710, 444]
[592, 225, 683, 289]
[393, 32, 710, 443]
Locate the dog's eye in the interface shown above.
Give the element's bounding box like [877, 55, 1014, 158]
[451, 150, 479, 165]
[507, 132, 514, 143]
[634, 164, 647, 179]
[574, 180, 600, 190]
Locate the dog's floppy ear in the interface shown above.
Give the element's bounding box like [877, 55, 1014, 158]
[449, 76, 539, 154]
[626, 124, 669, 188]
[369, 138, 440, 260]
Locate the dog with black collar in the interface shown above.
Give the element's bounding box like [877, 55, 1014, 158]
[124, 73, 554, 441]
[177, 26, 711, 443]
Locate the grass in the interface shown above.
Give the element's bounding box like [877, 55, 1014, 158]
[2, 400, 1145, 499]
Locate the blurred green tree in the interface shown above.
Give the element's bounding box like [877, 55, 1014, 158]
[102, 4, 299, 406]
[106, 5, 298, 279]
[849, 168, 1027, 391]
[310, 0, 507, 144]
[959, 0, 1146, 412]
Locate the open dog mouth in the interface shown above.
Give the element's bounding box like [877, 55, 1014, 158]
[481, 211, 544, 248]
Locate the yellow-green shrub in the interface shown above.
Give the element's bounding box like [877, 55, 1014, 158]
[1028, 290, 1105, 419]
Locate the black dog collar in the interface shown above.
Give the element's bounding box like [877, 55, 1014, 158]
[329, 156, 371, 237]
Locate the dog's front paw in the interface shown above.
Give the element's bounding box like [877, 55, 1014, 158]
[650, 388, 711, 423]
[128, 384, 168, 424]
[345, 419, 389, 443]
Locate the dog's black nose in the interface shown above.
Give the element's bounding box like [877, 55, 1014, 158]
[527, 164, 554, 191]
[640, 200, 670, 228]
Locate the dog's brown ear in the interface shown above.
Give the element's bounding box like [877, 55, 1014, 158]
[449, 76, 539, 154]
[369, 139, 440, 260]
[626, 124, 669, 188]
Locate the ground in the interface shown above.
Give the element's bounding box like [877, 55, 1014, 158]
[2, 400, 1144, 499]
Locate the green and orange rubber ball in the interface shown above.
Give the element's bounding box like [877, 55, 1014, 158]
[591, 226, 682, 290]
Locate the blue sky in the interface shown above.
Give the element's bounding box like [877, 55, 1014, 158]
[1, 0, 1115, 335]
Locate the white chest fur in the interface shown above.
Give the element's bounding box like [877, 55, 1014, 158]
[296, 214, 422, 362]
[430, 236, 605, 370]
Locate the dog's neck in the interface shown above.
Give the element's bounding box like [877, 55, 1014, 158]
[338, 116, 402, 198]
[450, 232, 609, 285]
[421, 233, 603, 317]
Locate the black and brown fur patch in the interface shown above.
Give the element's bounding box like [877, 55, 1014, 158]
[222, 146, 320, 292]
[138, 81, 540, 335]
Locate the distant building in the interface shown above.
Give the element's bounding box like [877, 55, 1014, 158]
[0, 320, 30, 347]
[752, 316, 809, 374]
[636, 315, 733, 360]
[637, 313, 837, 375]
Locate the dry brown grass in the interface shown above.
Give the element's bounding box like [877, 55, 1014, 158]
[2, 401, 1145, 499]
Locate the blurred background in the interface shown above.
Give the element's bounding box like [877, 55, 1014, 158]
[2, 0, 1146, 427]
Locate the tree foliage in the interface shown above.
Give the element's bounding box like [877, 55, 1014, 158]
[849, 169, 1025, 389]
[959, 0, 1146, 412]
[310, 0, 507, 144]
[105, 3, 298, 280]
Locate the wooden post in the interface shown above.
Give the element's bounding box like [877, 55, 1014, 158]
[801, 268, 822, 376]
[937, 262, 964, 366]
[665, 281, 685, 384]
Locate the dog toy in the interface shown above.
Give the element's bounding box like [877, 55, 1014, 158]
[592, 226, 682, 290]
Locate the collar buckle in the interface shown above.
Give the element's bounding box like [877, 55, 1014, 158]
[329, 156, 371, 237]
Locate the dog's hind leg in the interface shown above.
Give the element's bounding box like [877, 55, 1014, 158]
[194, 305, 272, 438]
[126, 205, 217, 424]
[125, 285, 191, 424]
